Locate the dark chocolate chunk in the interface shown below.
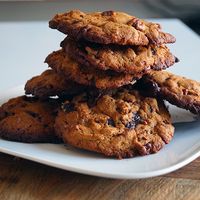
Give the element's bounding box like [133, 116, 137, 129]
[102, 10, 114, 16]
[151, 48, 157, 55]
[144, 142, 152, 154]
[107, 118, 115, 127]
[125, 112, 141, 129]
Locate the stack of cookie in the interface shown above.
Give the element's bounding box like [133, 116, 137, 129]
[1, 10, 200, 159]
[46, 10, 177, 90]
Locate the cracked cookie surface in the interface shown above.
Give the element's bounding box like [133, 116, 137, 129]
[55, 89, 174, 158]
[0, 96, 60, 143]
[49, 10, 175, 45]
[61, 37, 176, 74]
[140, 71, 200, 114]
[45, 49, 139, 89]
[25, 69, 85, 99]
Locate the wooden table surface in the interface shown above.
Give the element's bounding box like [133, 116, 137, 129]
[0, 153, 200, 200]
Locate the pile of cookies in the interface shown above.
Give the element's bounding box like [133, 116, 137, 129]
[1, 10, 200, 159]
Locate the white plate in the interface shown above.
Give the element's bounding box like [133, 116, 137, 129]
[0, 85, 200, 179]
[1, 19, 200, 179]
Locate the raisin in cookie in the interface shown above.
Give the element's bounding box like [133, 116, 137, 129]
[61, 37, 176, 74]
[49, 10, 175, 45]
[55, 89, 174, 158]
[140, 71, 200, 114]
[0, 96, 60, 143]
[45, 49, 139, 89]
[25, 69, 85, 99]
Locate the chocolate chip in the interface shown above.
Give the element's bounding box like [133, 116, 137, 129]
[128, 18, 145, 31]
[134, 113, 141, 125]
[182, 88, 188, 95]
[144, 142, 152, 154]
[127, 18, 138, 26]
[107, 118, 115, 127]
[62, 103, 75, 113]
[125, 112, 141, 129]
[151, 48, 157, 55]
[126, 121, 134, 129]
[102, 11, 114, 16]
[148, 105, 154, 113]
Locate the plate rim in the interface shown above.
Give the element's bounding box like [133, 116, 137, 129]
[1, 142, 200, 179]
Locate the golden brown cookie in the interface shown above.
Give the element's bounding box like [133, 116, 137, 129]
[25, 69, 85, 99]
[49, 10, 175, 45]
[61, 37, 177, 74]
[45, 49, 140, 89]
[55, 89, 174, 158]
[0, 96, 60, 143]
[140, 71, 200, 114]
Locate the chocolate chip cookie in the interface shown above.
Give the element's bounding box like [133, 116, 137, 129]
[45, 49, 140, 89]
[49, 10, 175, 45]
[25, 69, 85, 99]
[61, 37, 176, 74]
[140, 71, 200, 114]
[0, 96, 60, 143]
[55, 89, 174, 158]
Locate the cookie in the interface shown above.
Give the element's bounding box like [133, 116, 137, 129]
[140, 71, 200, 114]
[0, 96, 60, 143]
[55, 89, 174, 158]
[45, 49, 140, 89]
[49, 10, 175, 45]
[25, 69, 85, 99]
[61, 37, 177, 74]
